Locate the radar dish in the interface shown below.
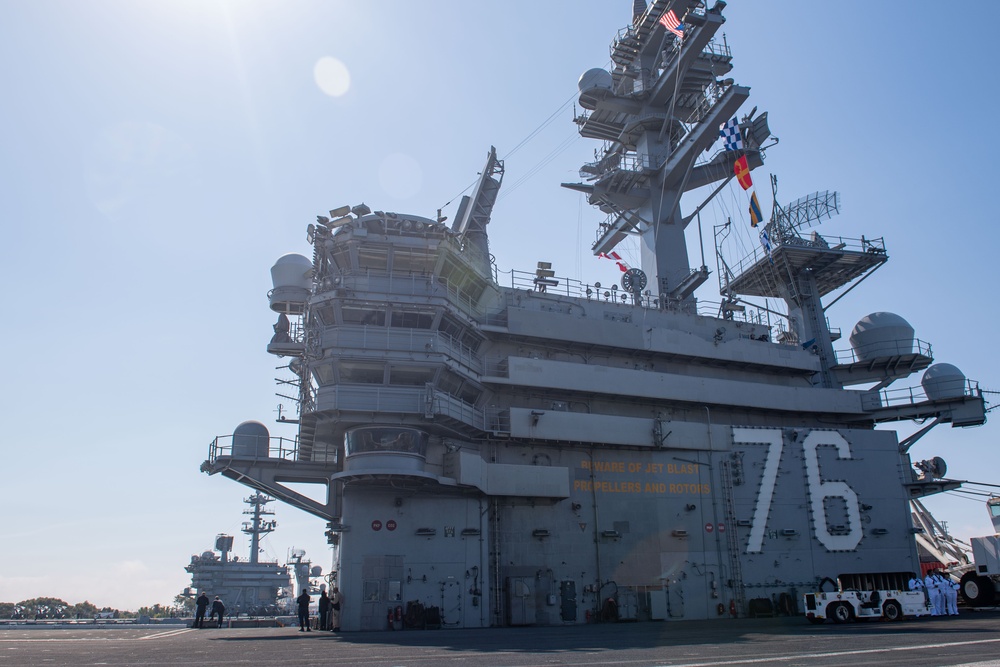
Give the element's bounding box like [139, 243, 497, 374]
[922, 363, 968, 400]
[931, 456, 947, 478]
[578, 68, 612, 92]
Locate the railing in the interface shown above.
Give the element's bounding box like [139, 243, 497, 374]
[779, 233, 886, 254]
[613, 1, 717, 66]
[313, 385, 487, 432]
[579, 150, 662, 180]
[485, 407, 511, 435]
[869, 379, 981, 410]
[318, 269, 484, 319]
[700, 38, 732, 61]
[498, 268, 783, 329]
[682, 78, 732, 127]
[834, 338, 933, 365]
[322, 326, 484, 375]
[724, 233, 887, 288]
[316, 385, 424, 413]
[593, 212, 632, 245]
[277, 319, 305, 344]
[580, 81, 732, 169]
[430, 390, 486, 429]
[207, 435, 300, 464]
[316, 261, 779, 342]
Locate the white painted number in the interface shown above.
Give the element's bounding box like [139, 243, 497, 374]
[733, 428, 862, 553]
[802, 430, 863, 551]
[733, 427, 782, 553]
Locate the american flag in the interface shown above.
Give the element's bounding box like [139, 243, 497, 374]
[659, 9, 684, 39]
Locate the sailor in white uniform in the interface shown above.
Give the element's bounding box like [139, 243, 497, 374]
[933, 572, 950, 616]
[909, 574, 929, 610]
[943, 574, 959, 616]
[925, 571, 942, 615]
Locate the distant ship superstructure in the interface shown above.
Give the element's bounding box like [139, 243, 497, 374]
[185, 493, 291, 614]
[201, 0, 987, 630]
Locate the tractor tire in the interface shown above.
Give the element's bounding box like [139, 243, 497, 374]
[960, 572, 996, 607]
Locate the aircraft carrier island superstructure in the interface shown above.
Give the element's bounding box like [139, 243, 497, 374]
[184, 493, 292, 615]
[201, 0, 988, 630]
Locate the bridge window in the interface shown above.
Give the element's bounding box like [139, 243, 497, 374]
[338, 362, 385, 384]
[358, 246, 388, 270]
[345, 426, 428, 456]
[342, 306, 386, 326]
[392, 248, 434, 273]
[389, 366, 435, 386]
[390, 309, 434, 329]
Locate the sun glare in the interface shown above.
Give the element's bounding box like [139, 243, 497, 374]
[314, 56, 351, 97]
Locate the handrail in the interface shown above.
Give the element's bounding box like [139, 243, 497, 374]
[497, 268, 774, 327]
[208, 435, 300, 464]
[322, 325, 484, 375]
[834, 338, 933, 365]
[873, 379, 981, 409]
[723, 234, 887, 291]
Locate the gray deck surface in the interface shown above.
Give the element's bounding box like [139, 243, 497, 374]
[2, 612, 999, 667]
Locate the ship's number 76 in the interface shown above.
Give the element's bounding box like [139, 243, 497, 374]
[733, 427, 863, 553]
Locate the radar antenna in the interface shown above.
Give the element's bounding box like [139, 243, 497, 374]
[769, 174, 840, 241]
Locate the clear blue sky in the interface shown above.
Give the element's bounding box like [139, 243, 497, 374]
[3, 1, 998, 610]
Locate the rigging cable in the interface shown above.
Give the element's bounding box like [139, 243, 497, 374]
[437, 81, 590, 212]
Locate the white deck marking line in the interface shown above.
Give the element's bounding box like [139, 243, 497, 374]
[138, 628, 195, 640]
[0, 629, 195, 643]
[644, 637, 1000, 667]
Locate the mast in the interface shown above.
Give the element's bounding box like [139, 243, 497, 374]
[242, 492, 277, 565]
[563, 0, 766, 307]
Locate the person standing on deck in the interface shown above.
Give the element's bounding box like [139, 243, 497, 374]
[194, 592, 209, 628]
[211, 597, 226, 628]
[946, 575, 960, 616]
[318, 590, 331, 631]
[925, 571, 942, 616]
[329, 586, 343, 632]
[296, 590, 312, 631]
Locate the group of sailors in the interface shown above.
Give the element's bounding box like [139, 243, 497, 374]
[909, 570, 960, 616]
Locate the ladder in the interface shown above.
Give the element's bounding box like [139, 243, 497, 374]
[720, 457, 747, 615]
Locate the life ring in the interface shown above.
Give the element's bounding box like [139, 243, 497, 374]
[729, 599, 737, 617]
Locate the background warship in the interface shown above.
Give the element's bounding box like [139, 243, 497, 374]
[184, 493, 300, 616]
[201, 0, 990, 630]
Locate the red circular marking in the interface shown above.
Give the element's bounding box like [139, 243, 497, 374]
[386, 520, 397, 531]
[371, 520, 382, 531]
[717, 523, 726, 533]
[705, 522, 714, 532]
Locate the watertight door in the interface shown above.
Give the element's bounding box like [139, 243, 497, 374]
[507, 577, 536, 625]
[559, 580, 577, 622]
